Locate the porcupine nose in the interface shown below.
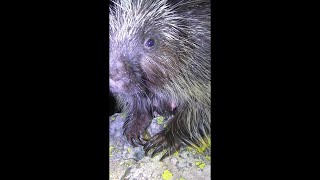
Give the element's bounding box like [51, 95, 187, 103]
[110, 54, 131, 81]
[109, 53, 135, 93]
[109, 64, 121, 81]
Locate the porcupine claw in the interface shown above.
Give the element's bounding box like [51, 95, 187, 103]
[143, 130, 183, 160]
[128, 136, 137, 147]
[123, 115, 150, 147]
[125, 130, 146, 147]
[137, 135, 145, 145]
[160, 145, 182, 161]
[151, 144, 166, 158]
[144, 132, 164, 156]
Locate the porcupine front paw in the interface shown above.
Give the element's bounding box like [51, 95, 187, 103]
[143, 130, 183, 161]
[123, 116, 150, 147]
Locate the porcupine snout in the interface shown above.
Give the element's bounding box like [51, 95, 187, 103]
[109, 46, 144, 95]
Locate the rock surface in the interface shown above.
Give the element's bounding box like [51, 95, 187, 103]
[109, 113, 211, 180]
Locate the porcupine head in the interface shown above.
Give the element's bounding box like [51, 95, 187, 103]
[109, 0, 211, 159]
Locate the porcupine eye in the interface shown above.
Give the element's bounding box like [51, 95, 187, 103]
[145, 39, 155, 48]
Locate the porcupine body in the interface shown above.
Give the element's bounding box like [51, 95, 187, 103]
[109, 0, 211, 160]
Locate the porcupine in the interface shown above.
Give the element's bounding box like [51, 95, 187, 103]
[109, 0, 211, 160]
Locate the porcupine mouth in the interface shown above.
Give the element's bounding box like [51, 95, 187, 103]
[109, 78, 130, 94]
[109, 78, 142, 95]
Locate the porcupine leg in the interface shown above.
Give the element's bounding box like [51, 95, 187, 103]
[123, 96, 153, 147]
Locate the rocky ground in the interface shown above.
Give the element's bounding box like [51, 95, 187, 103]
[109, 113, 211, 180]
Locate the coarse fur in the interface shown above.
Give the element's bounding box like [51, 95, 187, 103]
[109, 0, 211, 160]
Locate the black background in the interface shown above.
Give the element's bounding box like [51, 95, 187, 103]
[2, 0, 313, 179]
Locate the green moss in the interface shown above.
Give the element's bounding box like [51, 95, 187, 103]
[127, 148, 132, 153]
[162, 170, 173, 180]
[110, 116, 116, 121]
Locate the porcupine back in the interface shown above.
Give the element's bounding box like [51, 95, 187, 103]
[109, 0, 211, 150]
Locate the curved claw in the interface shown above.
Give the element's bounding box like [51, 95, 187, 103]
[143, 130, 184, 160]
[144, 142, 153, 156]
[151, 144, 165, 158]
[159, 146, 177, 161]
[144, 141, 157, 155]
[129, 137, 137, 147]
[144, 133, 167, 157]
[143, 141, 152, 152]
[160, 150, 171, 161]
[160, 142, 183, 161]
[136, 135, 145, 146]
[125, 130, 147, 147]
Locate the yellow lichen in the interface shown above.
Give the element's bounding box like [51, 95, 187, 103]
[109, 146, 114, 157]
[143, 131, 151, 140]
[195, 161, 206, 169]
[157, 116, 164, 124]
[162, 170, 173, 180]
[199, 163, 206, 169]
[127, 148, 131, 153]
[173, 151, 179, 156]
